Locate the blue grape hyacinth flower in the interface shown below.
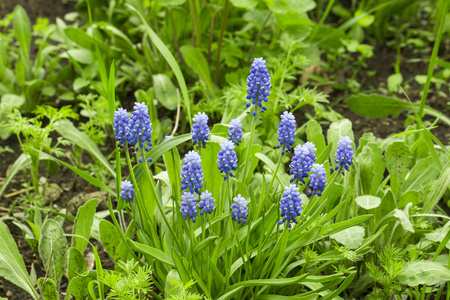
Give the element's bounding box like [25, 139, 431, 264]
[120, 180, 134, 202]
[276, 111, 296, 155]
[289, 142, 317, 184]
[180, 191, 198, 223]
[192, 112, 210, 148]
[217, 140, 238, 180]
[228, 119, 243, 146]
[181, 151, 204, 194]
[245, 58, 271, 116]
[278, 184, 303, 228]
[113, 108, 129, 147]
[164, 135, 173, 142]
[335, 136, 354, 174]
[308, 164, 327, 196]
[127, 102, 153, 163]
[231, 194, 248, 224]
[199, 190, 215, 215]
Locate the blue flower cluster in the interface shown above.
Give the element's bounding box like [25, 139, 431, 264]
[289, 142, 317, 184]
[276, 112, 296, 155]
[199, 191, 215, 215]
[113, 108, 129, 147]
[228, 119, 243, 146]
[180, 191, 198, 222]
[217, 140, 238, 180]
[278, 184, 303, 228]
[192, 112, 210, 148]
[181, 151, 204, 194]
[231, 194, 248, 224]
[164, 136, 173, 142]
[120, 180, 134, 202]
[245, 58, 271, 116]
[335, 136, 354, 174]
[308, 164, 327, 196]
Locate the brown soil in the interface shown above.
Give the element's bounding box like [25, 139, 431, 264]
[0, 0, 75, 23]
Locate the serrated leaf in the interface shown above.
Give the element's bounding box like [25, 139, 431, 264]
[398, 261, 450, 286]
[330, 226, 365, 249]
[355, 195, 381, 210]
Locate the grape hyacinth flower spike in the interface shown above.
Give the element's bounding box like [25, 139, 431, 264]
[217, 140, 238, 180]
[290, 142, 317, 184]
[245, 58, 271, 117]
[113, 108, 129, 147]
[199, 191, 215, 215]
[231, 194, 248, 224]
[228, 119, 243, 146]
[127, 102, 153, 163]
[276, 111, 296, 155]
[181, 151, 204, 194]
[192, 112, 210, 148]
[180, 191, 198, 223]
[120, 180, 134, 202]
[308, 164, 327, 196]
[278, 184, 303, 228]
[335, 136, 354, 174]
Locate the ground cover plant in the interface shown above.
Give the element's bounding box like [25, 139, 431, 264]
[0, 0, 450, 299]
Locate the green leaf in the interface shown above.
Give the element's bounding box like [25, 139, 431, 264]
[73, 77, 90, 92]
[422, 161, 450, 213]
[358, 145, 375, 195]
[330, 226, 365, 249]
[394, 207, 414, 233]
[67, 247, 86, 281]
[158, 0, 187, 6]
[402, 156, 440, 192]
[128, 240, 175, 267]
[153, 74, 178, 110]
[54, 119, 115, 177]
[39, 219, 68, 287]
[387, 73, 403, 93]
[398, 190, 420, 209]
[306, 120, 326, 161]
[201, 142, 223, 199]
[398, 261, 450, 286]
[0, 154, 30, 198]
[355, 195, 381, 210]
[72, 199, 99, 253]
[327, 119, 354, 168]
[0, 221, 38, 299]
[230, 0, 258, 9]
[180, 45, 214, 93]
[99, 220, 122, 260]
[385, 141, 410, 197]
[13, 5, 31, 67]
[68, 270, 97, 299]
[255, 152, 289, 187]
[37, 278, 58, 300]
[347, 94, 412, 119]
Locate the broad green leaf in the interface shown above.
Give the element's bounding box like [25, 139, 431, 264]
[128, 240, 175, 267]
[201, 142, 223, 199]
[255, 152, 289, 187]
[425, 222, 450, 249]
[39, 219, 68, 287]
[358, 145, 375, 195]
[37, 278, 58, 300]
[72, 199, 99, 253]
[398, 190, 420, 209]
[402, 156, 440, 192]
[67, 247, 86, 281]
[422, 161, 450, 213]
[61, 48, 92, 64]
[367, 143, 384, 195]
[355, 133, 375, 156]
[355, 195, 381, 210]
[0, 221, 38, 299]
[180, 45, 214, 93]
[64, 27, 109, 52]
[330, 226, 365, 249]
[327, 119, 354, 167]
[387, 73, 403, 93]
[385, 141, 410, 197]
[99, 220, 122, 260]
[73, 77, 90, 92]
[153, 74, 177, 110]
[398, 261, 450, 286]
[394, 208, 414, 233]
[306, 120, 326, 161]
[68, 270, 96, 299]
[13, 5, 31, 69]
[1, 94, 26, 107]
[158, 0, 187, 6]
[0, 154, 30, 198]
[230, 0, 258, 9]
[54, 119, 115, 177]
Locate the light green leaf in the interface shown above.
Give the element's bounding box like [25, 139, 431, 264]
[72, 199, 98, 253]
[358, 145, 375, 195]
[330, 226, 365, 249]
[385, 141, 410, 197]
[387, 73, 403, 93]
[37, 278, 58, 300]
[327, 119, 354, 167]
[402, 156, 440, 192]
[230, 0, 258, 8]
[158, 0, 187, 6]
[422, 161, 450, 213]
[99, 220, 122, 260]
[13, 5, 31, 67]
[355, 195, 381, 210]
[128, 240, 175, 267]
[67, 247, 86, 281]
[306, 120, 326, 161]
[201, 142, 223, 199]
[68, 270, 96, 299]
[398, 261, 450, 286]
[153, 74, 177, 110]
[61, 49, 92, 64]
[0, 154, 30, 198]
[0, 221, 38, 299]
[180, 45, 214, 92]
[73, 77, 90, 92]
[394, 208, 414, 233]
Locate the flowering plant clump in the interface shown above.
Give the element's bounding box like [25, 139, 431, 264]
[276, 111, 296, 155]
[198, 191, 215, 215]
[290, 142, 317, 184]
[217, 140, 238, 180]
[180, 191, 198, 222]
[335, 136, 354, 174]
[120, 180, 134, 202]
[127, 102, 153, 163]
[278, 184, 303, 228]
[181, 151, 204, 194]
[231, 194, 248, 224]
[245, 58, 271, 116]
[228, 119, 243, 146]
[308, 163, 327, 196]
[191, 112, 210, 148]
[113, 108, 129, 147]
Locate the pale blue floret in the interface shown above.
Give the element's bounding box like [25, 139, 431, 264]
[245, 58, 271, 116]
[217, 140, 238, 180]
[278, 184, 303, 228]
[276, 111, 296, 155]
[228, 119, 243, 146]
[164, 136, 173, 142]
[180, 191, 198, 222]
[181, 151, 204, 194]
[231, 194, 248, 224]
[308, 163, 327, 196]
[335, 136, 354, 174]
[199, 190, 215, 215]
[120, 180, 134, 202]
[192, 112, 210, 148]
[127, 102, 153, 163]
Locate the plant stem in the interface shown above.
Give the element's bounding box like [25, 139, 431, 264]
[243, 109, 257, 185]
[246, 12, 272, 66]
[214, 0, 229, 84]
